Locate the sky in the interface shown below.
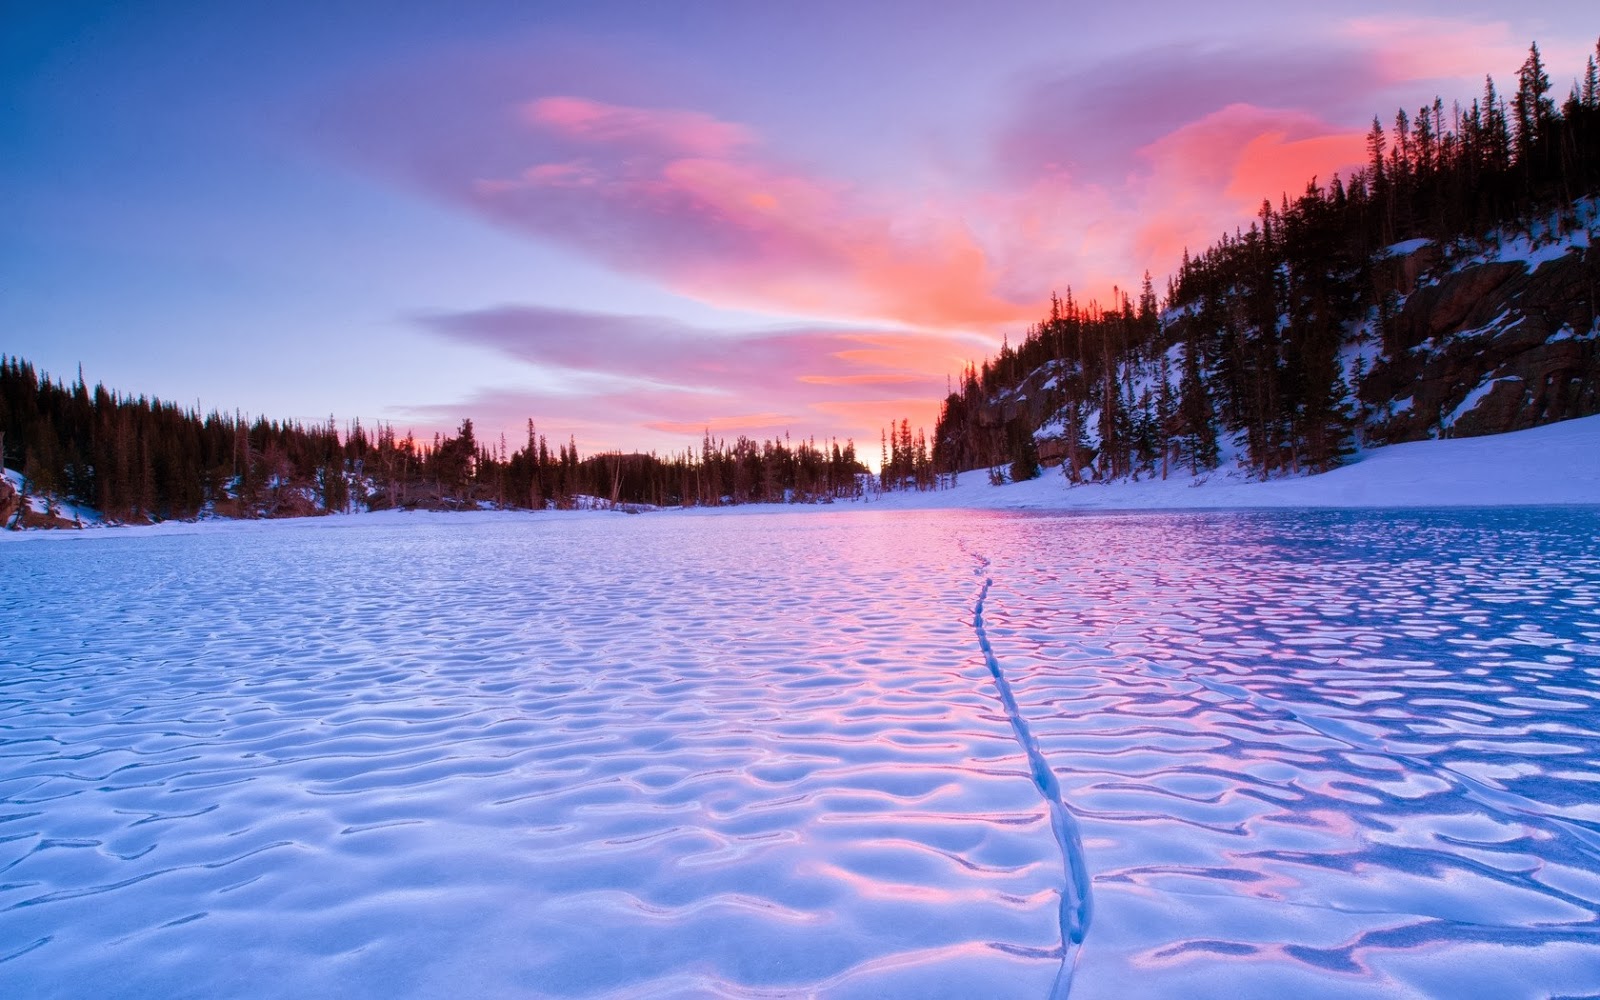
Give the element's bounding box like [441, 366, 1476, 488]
[4, 1, 1597, 457]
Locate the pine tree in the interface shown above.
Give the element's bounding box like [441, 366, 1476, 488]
[1175, 336, 1217, 475]
[1513, 42, 1555, 157]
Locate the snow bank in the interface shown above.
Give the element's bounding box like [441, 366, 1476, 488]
[3, 416, 1597, 543]
[2, 467, 103, 526]
[856, 413, 1600, 512]
[1380, 236, 1434, 257]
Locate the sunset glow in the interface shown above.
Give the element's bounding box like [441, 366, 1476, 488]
[5, 2, 1595, 454]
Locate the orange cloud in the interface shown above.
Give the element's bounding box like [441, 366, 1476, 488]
[797, 374, 930, 387]
[831, 332, 992, 377]
[1128, 103, 1368, 274]
[470, 98, 1035, 331]
[811, 398, 946, 439]
[1226, 129, 1368, 205]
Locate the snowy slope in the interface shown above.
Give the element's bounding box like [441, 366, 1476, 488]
[860, 412, 1600, 512]
[1, 467, 102, 526]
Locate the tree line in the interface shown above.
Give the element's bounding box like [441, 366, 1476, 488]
[936, 40, 1600, 482]
[0, 355, 901, 523]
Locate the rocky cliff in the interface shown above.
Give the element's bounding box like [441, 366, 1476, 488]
[1363, 236, 1599, 443]
[953, 207, 1600, 482]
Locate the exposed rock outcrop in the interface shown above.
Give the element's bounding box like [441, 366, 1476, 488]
[1365, 243, 1600, 443]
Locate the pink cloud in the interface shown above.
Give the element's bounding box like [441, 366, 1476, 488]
[335, 16, 1554, 454]
[993, 43, 1377, 190]
[1126, 104, 1368, 268]
[417, 305, 977, 391]
[1341, 17, 1530, 84]
[409, 305, 975, 452]
[523, 96, 754, 156]
[975, 17, 1554, 293]
[646, 413, 795, 435]
[466, 101, 1028, 329]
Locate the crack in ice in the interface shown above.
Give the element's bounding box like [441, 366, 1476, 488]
[969, 554, 1093, 998]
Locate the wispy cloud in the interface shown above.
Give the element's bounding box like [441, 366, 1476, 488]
[333, 17, 1538, 321]
[464, 99, 1028, 329]
[522, 96, 754, 156]
[406, 304, 977, 449]
[1340, 16, 1531, 83]
[332, 14, 1542, 450]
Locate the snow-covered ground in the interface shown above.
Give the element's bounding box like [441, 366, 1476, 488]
[1, 468, 102, 527]
[864, 412, 1600, 513]
[3, 415, 1596, 545]
[4, 506, 1600, 998]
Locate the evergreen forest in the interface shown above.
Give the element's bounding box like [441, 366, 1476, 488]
[936, 41, 1600, 483]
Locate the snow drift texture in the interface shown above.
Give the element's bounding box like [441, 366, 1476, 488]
[4, 502, 1600, 998]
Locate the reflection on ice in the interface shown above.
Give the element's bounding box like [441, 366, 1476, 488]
[973, 508, 1600, 998]
[2, 506, 1599, 998]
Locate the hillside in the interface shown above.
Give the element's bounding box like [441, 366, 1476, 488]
[936, 43, 1600, 485]
[875, 412, 1600, 512]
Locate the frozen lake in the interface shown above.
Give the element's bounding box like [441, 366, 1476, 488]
[4, 507, 1600, 998]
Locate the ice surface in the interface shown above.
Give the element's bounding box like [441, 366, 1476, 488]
[969, 508, 1600, 998]
[2, 514, 1063, 998]
[4, 508, 1600, 998]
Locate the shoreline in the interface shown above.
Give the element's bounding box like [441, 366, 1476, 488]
[4, 414, 1598, 542]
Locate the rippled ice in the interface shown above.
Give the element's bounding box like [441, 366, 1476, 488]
[3, 508, 1599, 998]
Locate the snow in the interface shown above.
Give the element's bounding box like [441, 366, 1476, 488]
[1493, 233, 1582, 270]
[1461, 201, 1597, 273]
[1439, 375, 1520, 433]
[861, 413, 1600, 512]
[1338, 324, 1383, 391]
[1, 468, 103, 527]
[1158, 301, 1199, 324]
[1080, 407, 1101, 453]
[1547, 321, 1600, 344]
[1032, 416, 1067, 441]
[1408, 310, 1513, 361]
[3, 415, 1598, 547]
[5, 497, 1600, 998]
[1379, 237, 1434, 257]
